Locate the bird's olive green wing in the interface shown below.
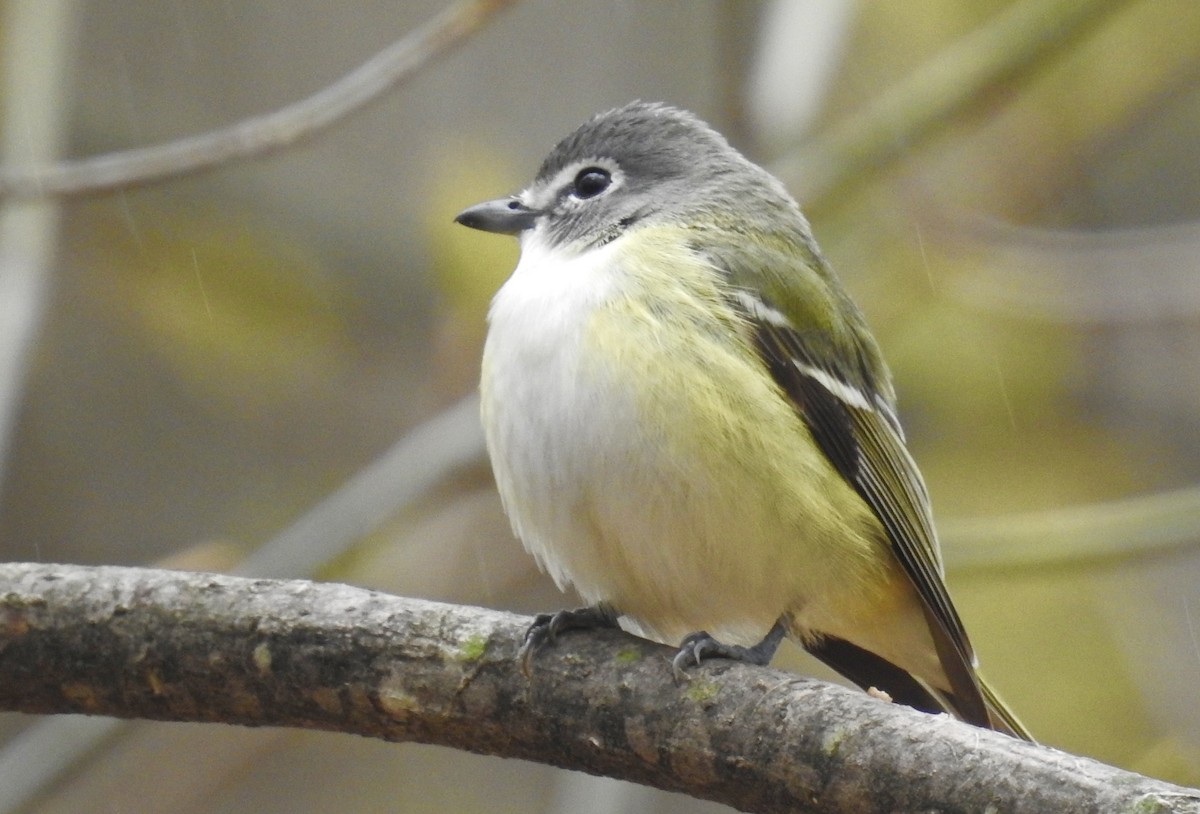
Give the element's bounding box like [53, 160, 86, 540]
[761, 322, 989, 723]
[700, 236, 990, 727]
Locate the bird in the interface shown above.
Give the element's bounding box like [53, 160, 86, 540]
[455, 101, 1030, 739]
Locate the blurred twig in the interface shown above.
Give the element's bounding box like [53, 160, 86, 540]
[0, 0, 519, 199]
[4, 563, 1200, 814]
[947, 218, 1200, 323]
[944, 485, 1200, 573]
[777, 0, 1140, 206]
[0, 0, 77, 487]
[0, 393, 486, 814]
[234, 393, 485, 580]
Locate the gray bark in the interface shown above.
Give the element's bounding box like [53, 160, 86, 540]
[1, 562, 1196, 814]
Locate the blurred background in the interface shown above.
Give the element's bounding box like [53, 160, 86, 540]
[0, 0, 1198, 811]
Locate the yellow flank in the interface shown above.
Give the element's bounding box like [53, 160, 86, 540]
[574, 226, 895, 646]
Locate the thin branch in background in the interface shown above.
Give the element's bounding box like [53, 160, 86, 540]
[777, 0, 1140, 206]
[0, 0, 77, 489]
[944, 484, 1200, 572]
[233, 392, 485, 580]
[0, 393, 487, 814]
[0, 0, 519, 200]
[0, 0, 1134, 207]
[946, 218, 1200, 323]
[3, 562, 1199, 814]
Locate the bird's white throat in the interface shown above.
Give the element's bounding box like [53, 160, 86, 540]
[481, 232, 633, 595]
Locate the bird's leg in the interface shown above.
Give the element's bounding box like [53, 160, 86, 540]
[672, 618, 788, 680]
[518, 603, 620, 674]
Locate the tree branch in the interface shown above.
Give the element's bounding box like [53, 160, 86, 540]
[0, 0, 519, 200]
[1, 562, 1196, 814]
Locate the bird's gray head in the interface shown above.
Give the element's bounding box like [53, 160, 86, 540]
[455, 102, 799, 251]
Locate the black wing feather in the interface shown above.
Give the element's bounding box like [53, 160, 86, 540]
[748, 300, 991, 727]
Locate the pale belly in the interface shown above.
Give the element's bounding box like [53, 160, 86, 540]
[481, 250, 893, 647]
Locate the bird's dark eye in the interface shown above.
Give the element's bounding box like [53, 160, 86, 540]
[572, 167, 612, 199]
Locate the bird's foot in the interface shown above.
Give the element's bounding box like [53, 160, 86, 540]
[518, 604, 619, 675]
[671, 620, 787, 681]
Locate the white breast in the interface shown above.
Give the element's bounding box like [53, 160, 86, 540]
[480, 234, 632, 596]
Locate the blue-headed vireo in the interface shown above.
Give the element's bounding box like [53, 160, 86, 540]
[455, 102, 1030, 739]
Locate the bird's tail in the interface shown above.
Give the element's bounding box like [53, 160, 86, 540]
[978, 675, 1034, 742]
[805, 634, 1034, 741]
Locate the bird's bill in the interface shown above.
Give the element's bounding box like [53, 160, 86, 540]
[454, 197, 539, 235]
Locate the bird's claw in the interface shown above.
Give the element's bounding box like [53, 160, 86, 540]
[517, 605, 619, 675]
[671, 630, 730, 682]
[517, 613, 557, 676]
[671, 621, 787, 682]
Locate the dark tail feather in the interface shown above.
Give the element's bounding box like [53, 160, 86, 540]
[805, 635, 946, 714]
[804, 635, 1034, 742]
